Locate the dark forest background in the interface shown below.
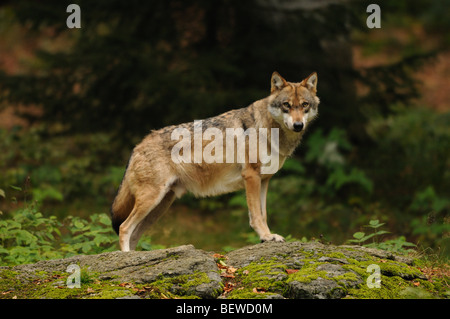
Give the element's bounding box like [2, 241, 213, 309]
[0, 0, 449, 265]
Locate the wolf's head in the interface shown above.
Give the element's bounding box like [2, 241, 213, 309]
[268, 72, 319, 133]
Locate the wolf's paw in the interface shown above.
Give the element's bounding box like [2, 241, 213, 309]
[260, 233, 285, 243]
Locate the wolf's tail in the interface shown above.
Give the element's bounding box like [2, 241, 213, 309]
[110, 179, 135, 235]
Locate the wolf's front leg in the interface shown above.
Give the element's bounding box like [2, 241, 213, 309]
[242, 165, 285, 243]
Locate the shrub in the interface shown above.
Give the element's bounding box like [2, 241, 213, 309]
[0, 189, 161, 266]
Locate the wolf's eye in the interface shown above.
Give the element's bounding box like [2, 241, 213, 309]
[282, 102, 291, 112]
[302, 101, 309, 108]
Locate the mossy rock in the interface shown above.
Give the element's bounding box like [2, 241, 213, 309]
[224, 242, 446, 299]
[1, 242, 447, 299]
[1, 245, 222, 299]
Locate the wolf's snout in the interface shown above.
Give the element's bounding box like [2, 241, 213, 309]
[293, 122, 304, 132]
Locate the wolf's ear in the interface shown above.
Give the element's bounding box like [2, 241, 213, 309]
[271, 71, 287, 93]
[303, 72, 318, 93]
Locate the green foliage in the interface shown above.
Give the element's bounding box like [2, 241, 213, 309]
[409, 186, 450, 247]
[364, 106, 450, 207]
[0, 203, 63, 264]
[31, 184, 63, 204]
[410, 186, 450, 215]
[348, 219, 416, 254]
[373, 236, 417, 254]
[0, 127, 124, 206]
[348, 219, 390, 244]
[0, 0, 408, 148]
[362, 107, 450, 255]
[60, 214, 118, 256]
[304, 128, 373, 196]
[326, 167, 373, 195]
[0, 185, 168, 265]
[0, 187, 117, 265]
[305, 128, 352, 166]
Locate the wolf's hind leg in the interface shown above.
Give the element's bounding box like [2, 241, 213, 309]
[129, 190, 176, 250]
[119, 181, 174, 252]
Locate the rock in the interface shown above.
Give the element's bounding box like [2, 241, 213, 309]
[0, 241, 445, 299]
[9, 244, 222, 299]
[288, 278, 343, 299]
[222, 241, 431, 299]
[115, 295, 142, 299]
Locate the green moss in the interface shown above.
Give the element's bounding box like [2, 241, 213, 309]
[140, 272, 215, 299]
[323, 252, 347, 259]
[340, 256, 447, 299]
[297, 249, 317, 258]
[229, 256, 361, 298]
[227, 259, 287, 298]
[1, 266, 219, 299]
[226, 250, 440, 299]
[3, 243, 447, 300]
[0, 269, 23, 298]
[398, 287, 434, 299]
[34, 270, 49, 277]
[346, 275, 407, 299]
[240, 261, 287, 288]
[0, 269, 134, 299]
[340, 258, 408, 298]
[333, 272, 361, 285]
[378, 262, 424, 279]
[286, 262, 327, 284]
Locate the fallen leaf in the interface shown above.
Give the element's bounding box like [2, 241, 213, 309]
[227, 266, 237, 274]
[86, 287, 95, 293]
[217, 263, 228, 269]
[212, 253, 225, 259]
[132, 288, 146, 293]
[220, 273, 235, 279]
[223, 282, 235, 293]
[286, 269, 299, 275]
[243, 270, 250, 275]
[413, 281, 420, 287]
[252, 287, 266, 294]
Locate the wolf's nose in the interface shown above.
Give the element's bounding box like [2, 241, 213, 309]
[293, 122, 304, 132]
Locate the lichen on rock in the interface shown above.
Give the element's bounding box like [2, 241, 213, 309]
[0, 241, 447, 299]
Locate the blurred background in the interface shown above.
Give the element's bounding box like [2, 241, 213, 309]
[0, 0, 449, 264]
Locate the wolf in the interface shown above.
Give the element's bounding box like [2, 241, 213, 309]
[111, 72, 319, 251]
